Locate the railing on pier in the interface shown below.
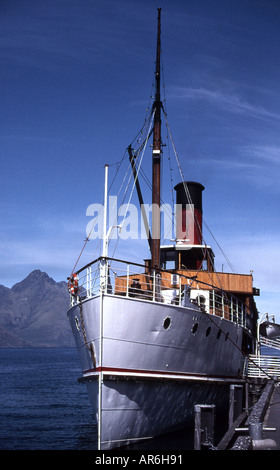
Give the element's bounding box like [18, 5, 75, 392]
[260, 336, 280, 352]
[69, 257, 251, 331]
[246, 354, 280, 379]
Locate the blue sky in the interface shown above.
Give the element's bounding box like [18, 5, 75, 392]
[1, 0, 280, 320]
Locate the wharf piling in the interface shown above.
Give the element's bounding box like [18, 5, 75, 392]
[194, 404, 215, 450]
[216, 378, 279, 450]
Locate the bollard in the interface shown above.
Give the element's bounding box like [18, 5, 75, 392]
[194, 404, 215, 450]
[249, 422, 277, 450]
[249, 422, 263, 441]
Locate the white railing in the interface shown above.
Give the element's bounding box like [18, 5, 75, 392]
[69, 256, 252, 331]
[246, 354, 280, 379]
[260, 336, 280, 352]
[209, 290, 246, 328]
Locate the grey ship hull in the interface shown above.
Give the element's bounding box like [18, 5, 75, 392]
[67, 293, 246, 449]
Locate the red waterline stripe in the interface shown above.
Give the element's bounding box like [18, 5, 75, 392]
[82, 366, 241, 381]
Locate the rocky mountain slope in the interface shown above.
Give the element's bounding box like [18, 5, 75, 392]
[0, 270, 75, 347]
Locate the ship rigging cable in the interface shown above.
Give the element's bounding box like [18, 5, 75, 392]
[69, 105, 155, 277]
[110, 109, 156, 259]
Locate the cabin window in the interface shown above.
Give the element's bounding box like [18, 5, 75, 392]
[242, 332, 253, 354]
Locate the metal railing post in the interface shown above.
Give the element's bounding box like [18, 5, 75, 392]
[126, 264, 129, 296]
[86, 267, 89, 297]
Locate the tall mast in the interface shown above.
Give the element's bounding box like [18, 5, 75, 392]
[151, 7, 162, 270]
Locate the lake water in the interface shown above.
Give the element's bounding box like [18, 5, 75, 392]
[0, 348, 97, 450]
[0, 348, 193, 451]
[0, 346, 278, 451]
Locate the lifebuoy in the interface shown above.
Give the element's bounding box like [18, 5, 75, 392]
[68, 273, 79, 295]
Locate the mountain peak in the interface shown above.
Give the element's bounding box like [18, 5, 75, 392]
[0, 269, 73, 348]
[11, 270, 55, 292]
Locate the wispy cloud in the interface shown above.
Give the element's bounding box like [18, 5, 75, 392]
[241, 145, 280, 165]
[236, 145, 280, 188]
[197, 156, 260, 171]
[0, 236, 94, 288]
[0, 0, 149, 74]
[170, 86, 280, 121]
[213, 231, 280, 313]
[203, 144, 280, 173]
[191, 142, 280, 190]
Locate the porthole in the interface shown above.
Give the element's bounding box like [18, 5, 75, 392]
[225, 332, 229, 341]
[163, 317, 171, 330]
[192, 323, 199, 335]
[217, 329, 221, 339]
[206, 326, 211, 337]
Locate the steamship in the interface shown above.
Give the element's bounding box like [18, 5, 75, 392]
[67, 9, 259, 450]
